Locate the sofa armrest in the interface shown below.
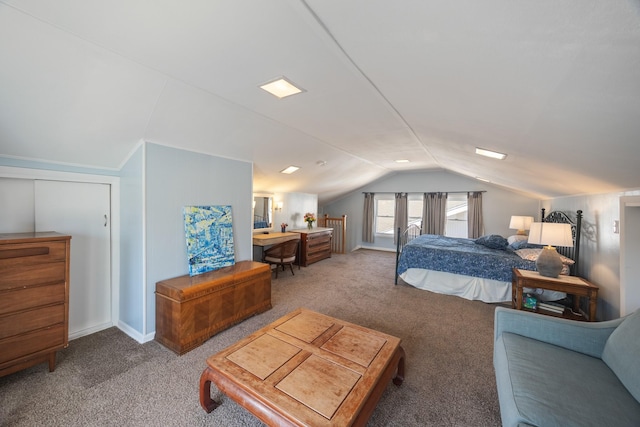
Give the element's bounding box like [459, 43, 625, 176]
[494, 306, 624, 358]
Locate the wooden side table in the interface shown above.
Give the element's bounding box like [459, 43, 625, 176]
[512, 268, 599, 321]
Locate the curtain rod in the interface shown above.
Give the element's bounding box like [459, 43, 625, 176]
[361, 191, 486, 195]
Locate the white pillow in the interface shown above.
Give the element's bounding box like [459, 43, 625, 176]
[507, 235, 528, 245]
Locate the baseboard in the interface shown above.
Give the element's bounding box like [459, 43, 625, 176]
[69, 321, 113, 341]
[355, 245, 396, 253]
[117, 320, 148, 343]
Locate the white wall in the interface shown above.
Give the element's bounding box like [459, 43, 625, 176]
[321, 170, 540, 252]
[119, 145, 145, 334]
[0, 178, 34, 232]
[273, 192, 318, 230]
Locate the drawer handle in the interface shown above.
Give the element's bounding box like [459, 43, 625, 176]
[0, 247, 49, 260]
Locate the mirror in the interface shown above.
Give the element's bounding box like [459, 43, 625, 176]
[253, 194, 273, 231]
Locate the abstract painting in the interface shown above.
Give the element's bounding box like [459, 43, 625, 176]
[183, 205, 235, 276]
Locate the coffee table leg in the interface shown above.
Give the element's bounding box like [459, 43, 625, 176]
[392, 346, 405, 386]
[199, 367, 221, 413]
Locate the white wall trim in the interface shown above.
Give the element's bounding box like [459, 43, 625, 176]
[0, 165, 121, 338]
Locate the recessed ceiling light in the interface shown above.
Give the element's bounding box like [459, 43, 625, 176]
[316, 160, 327, 166]
[395, 159, 410, 163]
[475, 147, 507, 160]
[280, 166, 300, 174]
[260, 77, 304, 99]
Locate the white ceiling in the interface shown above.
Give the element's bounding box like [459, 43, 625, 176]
[1, 0, 639, 204]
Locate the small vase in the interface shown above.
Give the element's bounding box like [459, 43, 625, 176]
[281, 226, 286, 233]
[307, 222, 313, 230]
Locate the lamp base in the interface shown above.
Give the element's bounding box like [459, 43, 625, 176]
[536, 246, 563, 278]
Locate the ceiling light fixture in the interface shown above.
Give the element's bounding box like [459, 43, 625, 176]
[475, 176, 491, 182]
[280, 166, 300, 174]
[475, 147, 507, 160]
[260, 77, 305, 99]
[395, 159, 410, 163]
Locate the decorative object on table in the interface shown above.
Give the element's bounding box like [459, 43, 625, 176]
[304, 212, 316, 229]
[509, 215, 534, 236]
[183, 205, 235, 276]
[280, 223, 288, 233]
[523, 293, 538, 310]
[527, 222, 574, 278]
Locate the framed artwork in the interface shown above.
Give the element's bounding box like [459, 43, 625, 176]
[183, 205, 235, 276]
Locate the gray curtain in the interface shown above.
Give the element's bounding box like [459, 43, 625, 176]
[362, 192, 375, 243]
[422, 192, 448, 235]
[394, 193, 408, 245]
[467, 191, 484, 238]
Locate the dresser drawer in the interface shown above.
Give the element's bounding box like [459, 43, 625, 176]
[0, 262, 66, 291]
[0, 282, 66, 314]
[0, 323, 65, 365]
[307, 240, 331, 256]
[0, 304, 65, 340]
[0, 241, 67, 267]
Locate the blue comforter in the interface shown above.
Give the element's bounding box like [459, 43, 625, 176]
[397, 234, 536, 282]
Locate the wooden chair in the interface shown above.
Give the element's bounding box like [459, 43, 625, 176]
[262, 239, 298, 278]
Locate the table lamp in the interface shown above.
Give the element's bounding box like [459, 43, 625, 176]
[509, 215, 534, 235]
[527, 222, 573, 277]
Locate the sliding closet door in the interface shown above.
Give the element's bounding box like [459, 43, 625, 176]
[35, 180, 112, 338]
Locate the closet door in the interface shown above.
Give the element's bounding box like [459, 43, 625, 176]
[35, 180, 112, 338]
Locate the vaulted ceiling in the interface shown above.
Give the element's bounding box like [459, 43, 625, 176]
[1, 1, 639, 204]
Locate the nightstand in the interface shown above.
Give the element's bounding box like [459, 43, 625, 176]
[512, 268, 599, 321]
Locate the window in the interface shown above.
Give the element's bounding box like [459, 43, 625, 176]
[373, 193, 469, 238]
[446, 194, 468, 238]
[375, 198, 394, 235]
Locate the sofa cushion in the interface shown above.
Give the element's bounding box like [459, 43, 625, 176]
[602, 309, 640, 402]
[495, 332, 640, 427]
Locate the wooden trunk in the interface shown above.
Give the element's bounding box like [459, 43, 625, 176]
[0, 232, 71, 377]
[155, 261, 272, 355]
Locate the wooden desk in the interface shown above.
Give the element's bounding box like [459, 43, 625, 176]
[512, 268, 599, 321]
[252, 232, 300, 247]
[200, 308, 405, 426]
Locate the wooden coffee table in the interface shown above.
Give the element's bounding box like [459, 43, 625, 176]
[199, 308, 405, 426]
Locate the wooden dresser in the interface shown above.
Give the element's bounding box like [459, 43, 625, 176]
[155, 261, 271, 355]
[293, 227, 333, 267]
[0, 232, 71, 377]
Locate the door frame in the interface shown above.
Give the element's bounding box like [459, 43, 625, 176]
[620, 195, 640, 316]
[0, 165, 120, 330]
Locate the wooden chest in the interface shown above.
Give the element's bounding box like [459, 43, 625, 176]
[155, 261, 271, 355]
[0, 232, 71, 377]
[296, 228, 333, 267]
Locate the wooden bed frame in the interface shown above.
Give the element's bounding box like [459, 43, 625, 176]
[395, 209, 583, 285]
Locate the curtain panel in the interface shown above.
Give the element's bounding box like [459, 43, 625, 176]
[362, 192, 375, 243]
[422, 192, 448, 235]
[394, 193, 408, 245]
[467, 191, 484, 238]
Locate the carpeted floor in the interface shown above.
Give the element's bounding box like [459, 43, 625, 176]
[0, 249, 504, 426]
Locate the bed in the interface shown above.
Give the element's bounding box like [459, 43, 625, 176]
[395, 209, 583, 303]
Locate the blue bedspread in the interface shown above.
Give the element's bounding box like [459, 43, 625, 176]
[397, 234, 537, 282]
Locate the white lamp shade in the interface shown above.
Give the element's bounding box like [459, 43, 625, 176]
[509, 216, 534, 231]
[528, 222, 573, 247]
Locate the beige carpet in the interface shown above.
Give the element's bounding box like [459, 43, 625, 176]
[0, 249, 503, 426]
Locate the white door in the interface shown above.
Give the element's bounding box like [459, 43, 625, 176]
[35, 180, 112, 338]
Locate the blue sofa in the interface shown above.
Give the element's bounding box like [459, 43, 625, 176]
[493, 306, 640, 427]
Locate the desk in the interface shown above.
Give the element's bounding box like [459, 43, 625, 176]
[252, 232, 300, 247]
[252, 232, 301, 269]
[512, 268, 599, 321]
